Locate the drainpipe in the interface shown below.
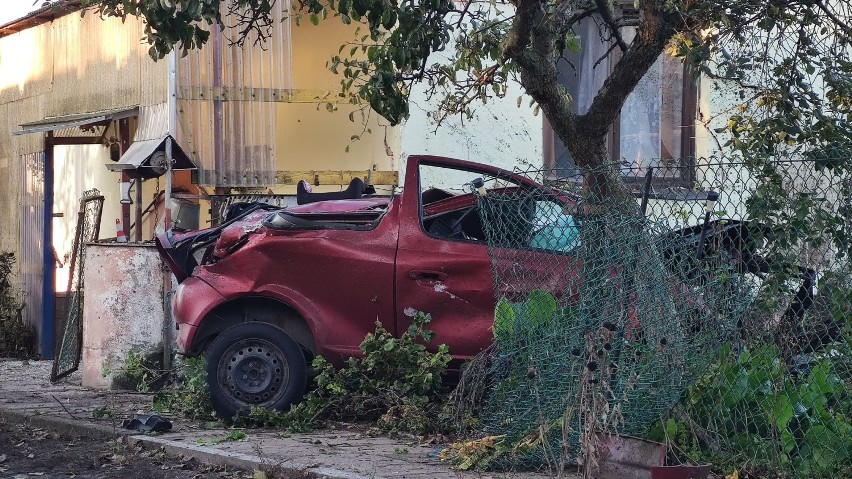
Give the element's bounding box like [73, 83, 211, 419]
[118, 118, 134, 241]
[542, 117, 554, 183]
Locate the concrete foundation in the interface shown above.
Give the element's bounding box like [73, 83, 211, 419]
[81, 243, 172, 389]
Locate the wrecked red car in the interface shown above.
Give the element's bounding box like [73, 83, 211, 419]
[157, 156, 584, 417]
[157, 155, 813, 418]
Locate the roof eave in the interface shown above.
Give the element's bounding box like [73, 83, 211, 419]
[0, 1, 83, 39]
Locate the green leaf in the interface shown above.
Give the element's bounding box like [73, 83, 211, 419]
[493, 299, 515, 340]
[525, 289, 558, 327]
[309, 13, 319, 26]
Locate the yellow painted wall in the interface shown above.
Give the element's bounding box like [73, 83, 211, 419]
[53, 145, 116, 291]
[273, 103, 398, 194]
[274, 18, 400, 193]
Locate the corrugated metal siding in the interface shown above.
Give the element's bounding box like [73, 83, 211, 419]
[49, 10, 143, 116]
[20, 151, 45, 333]
[136, 103, 169, 141]
[176, 4, 292, 187]
[140, 50, 169, 108]
[0, 103, 16, 258]
[0, 24, 52, 105]
[0, 99, 37, 262]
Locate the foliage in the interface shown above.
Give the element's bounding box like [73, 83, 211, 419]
[83, 0, 222, 59]
[91, 405, 118, 420]
[702, 4, 852, 300]
[110, 348, 168, 392]
[109, 347, 213, 404]
[0, 252, 32, 359]
[237, 311, 452, 435]
[646, 417, 705, 466]
[439, 435, 515, 471]
[669, 342, 852, 478]
[153, 356, 217, 420]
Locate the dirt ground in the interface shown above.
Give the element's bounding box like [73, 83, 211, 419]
[0, 416, 312, 479]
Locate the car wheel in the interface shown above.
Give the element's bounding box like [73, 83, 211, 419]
[205, 322, 307, 419]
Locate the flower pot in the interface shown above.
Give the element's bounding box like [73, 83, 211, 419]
[651, 464, 712, 479]
[590, 434, 666, 479]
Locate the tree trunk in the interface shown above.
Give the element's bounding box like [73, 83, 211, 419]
[505, 0, 681, 207]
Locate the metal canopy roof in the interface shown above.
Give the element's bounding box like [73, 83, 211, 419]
[12, 107, 139, 136]
[106, 135, 196, 179]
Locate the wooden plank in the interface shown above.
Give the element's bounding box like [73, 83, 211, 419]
[275, 170, 399, 186]
[177, 86, 358, 104]
[51, 137, 103, 145]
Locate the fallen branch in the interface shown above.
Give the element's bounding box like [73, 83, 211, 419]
[52, 395, 79, 420]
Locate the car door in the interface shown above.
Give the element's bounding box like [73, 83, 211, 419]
[394, 161, 497, 360]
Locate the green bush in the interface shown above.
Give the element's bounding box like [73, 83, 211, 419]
[153, 356, 217, 420]
[242, 311, 452, 434]
[111, 348, 168, 392]
[0, 252, 33, 359]
[676, 343, 851, 477]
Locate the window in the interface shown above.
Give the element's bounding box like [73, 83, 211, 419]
[419, 163, 500, 243]
[546, 16, 697, 185]
[418, 163, 581, 252]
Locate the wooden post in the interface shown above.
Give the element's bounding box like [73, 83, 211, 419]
[162, 137, 174, 371]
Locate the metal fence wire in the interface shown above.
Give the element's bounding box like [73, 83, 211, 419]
[51, 189, 104, 382]
[468, 159, 851, 477]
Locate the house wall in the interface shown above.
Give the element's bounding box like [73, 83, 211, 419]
[398, 41, 542, 189]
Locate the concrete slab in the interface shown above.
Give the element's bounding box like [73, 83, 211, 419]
[82, 244, 171, 389]
[0, 359, 570, 478]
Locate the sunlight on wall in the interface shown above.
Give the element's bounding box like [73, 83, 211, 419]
[0, 28, 46, 92]
[92, 11, 136, 69]
[273, 102, 398, 193]
[53, 144, 122, 292]
[50, 12, 136, 79]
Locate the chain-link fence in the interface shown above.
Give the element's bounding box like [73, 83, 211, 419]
[467, 159, 851, 477]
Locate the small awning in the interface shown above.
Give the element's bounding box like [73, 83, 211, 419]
[12, 107, 138, 136]
[106, 135, 196, 179]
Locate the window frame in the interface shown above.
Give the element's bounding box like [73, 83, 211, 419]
[543, 13, 699, 189]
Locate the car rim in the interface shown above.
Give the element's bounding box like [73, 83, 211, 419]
[218, 339, 290, 406]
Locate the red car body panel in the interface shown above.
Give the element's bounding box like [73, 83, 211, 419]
[160, 155, 582, 365]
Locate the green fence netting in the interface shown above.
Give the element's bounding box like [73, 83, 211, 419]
[463, 160, 851, 477]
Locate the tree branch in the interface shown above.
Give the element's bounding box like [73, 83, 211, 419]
[593, 0, 628, 52]
[580, 1, 680, 138]
[815, 0, 852, 34]
[552, 1, 596, 34]
[504, 0, 577, 142]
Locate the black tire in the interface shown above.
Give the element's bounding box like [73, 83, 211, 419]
[205, 322, 307, 419]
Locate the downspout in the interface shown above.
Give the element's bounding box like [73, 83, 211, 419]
[542, 116, 555, 183]
[167, 48, 177, 230]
